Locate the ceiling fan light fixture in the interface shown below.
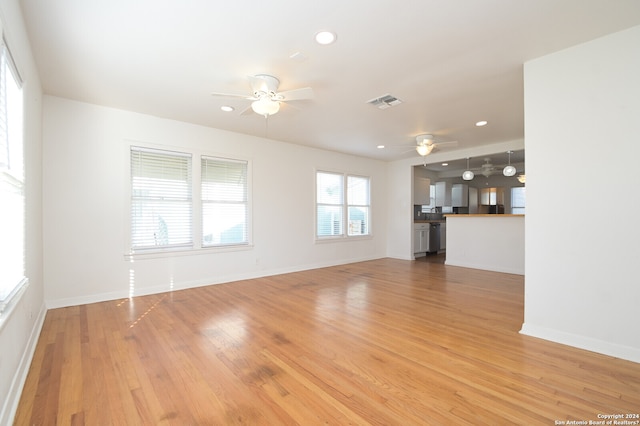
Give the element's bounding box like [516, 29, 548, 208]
[416, 143, 433, 156]
[251, 98, 280, 116]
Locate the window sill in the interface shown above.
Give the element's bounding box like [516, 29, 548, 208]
[0, 277, 30, 332]
[315, 234, 373, 244]
[124, 244, 253, 261]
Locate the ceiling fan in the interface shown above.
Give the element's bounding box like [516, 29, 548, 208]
[463, 152, 521, 179]
[413, 134, 458, 157]
[477, 158, 499, 177]
[468, 157, 514, 178]
[211, 74, 314, 117]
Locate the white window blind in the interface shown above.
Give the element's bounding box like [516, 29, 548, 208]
[347, 175, 370, 236]
[201, 156, 248, 246]
[130, 147, 193, 250]
[511, 186, 526, 214]
[316, 172, 344, 237]
[0, 38, 26, 311]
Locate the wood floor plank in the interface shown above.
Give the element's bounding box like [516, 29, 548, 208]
[14, 258, 640, 425]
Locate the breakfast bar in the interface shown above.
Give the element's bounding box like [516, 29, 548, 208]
[445, 214, 524, 275]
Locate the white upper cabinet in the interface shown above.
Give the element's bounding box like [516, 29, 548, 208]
[452, 184, 469, 207]
[413, 168, 430, 205]
[435, 181, 452, 207]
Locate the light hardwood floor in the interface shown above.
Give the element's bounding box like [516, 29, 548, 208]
[15, 258, 640, 425]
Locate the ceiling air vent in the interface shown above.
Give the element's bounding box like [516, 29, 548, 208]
[366, 93, 402, 109]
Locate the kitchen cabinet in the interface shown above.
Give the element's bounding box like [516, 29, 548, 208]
[414, 223, 430, 255]
[452, 184, 469, 207]
[435, 181, 452, 207]
[414, 176, 431, 205]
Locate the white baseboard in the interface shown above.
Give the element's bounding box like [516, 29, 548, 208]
[46, 255, 386, 309]
[1, 302, 47, 425]
[520, 323, 640, 364]
[445, 259, 524, 275]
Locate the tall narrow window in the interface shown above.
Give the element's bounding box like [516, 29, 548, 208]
[0, 39, 25, 312]
[316, 171, 371, 239]
[511, 186, 526, 214]
[316, 172, 344, 237]
[130, 147, 192, 250]
[201, 156, 248, 247]
[347, 175, 370, 236]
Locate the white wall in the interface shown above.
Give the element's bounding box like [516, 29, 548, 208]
[446, 215, 524, 275]
[42, 97, 389, 307]
[521, 26, 640, 362]
[0, 0, 45, 423]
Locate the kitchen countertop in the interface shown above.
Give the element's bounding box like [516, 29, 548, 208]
[444, 214, 524, 217]
[414, 219, 447, 223]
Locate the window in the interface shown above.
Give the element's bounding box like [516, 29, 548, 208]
[511, 186, 526, 214]
[347, 175, 370, 236]
[201, 156, 248, 247]
[0, 38, 26, 312]
[421, 184, 437, 213]
[129, 147, 250, 254]
[316, 171, 370, 239]
[130, 147, 193, 250]
[316, 172, 344, 237]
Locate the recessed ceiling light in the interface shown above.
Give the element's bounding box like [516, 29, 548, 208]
[221, 105, 234, 112]
[377, 145, 385, 149]
[442, 163, 448, 166]
[476, 120, 488, 126]
[315, 30, 337, 45]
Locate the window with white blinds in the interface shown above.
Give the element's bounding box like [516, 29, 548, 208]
[347, 175, 370, 236]
[511, 186, 526, 214]
[316, 172, 344, 237]
[130, 147, 193, 250]
[201, 156, 248, 247]
[316, 171, 371, 239]
[0, 38, 26, 312]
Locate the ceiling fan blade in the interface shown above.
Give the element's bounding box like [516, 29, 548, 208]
[433, 140, 458, 147]
[277, 87, 314, 101]
[210, 91, 256, 100]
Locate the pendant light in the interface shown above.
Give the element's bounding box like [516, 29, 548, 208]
[503, 151, 516, 177]
[462, 157, 474, 180]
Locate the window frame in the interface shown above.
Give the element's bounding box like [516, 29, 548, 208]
[0, 35, 28, 318]
[125, 141, 252, 259]
[315, 169, 372, 241]
[511, 186, 526, 214]
[130, 146, 194, 251]
[201, 155, 249, 248]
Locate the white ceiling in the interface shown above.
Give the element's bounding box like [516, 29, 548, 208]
[18, 0, 640, 162]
